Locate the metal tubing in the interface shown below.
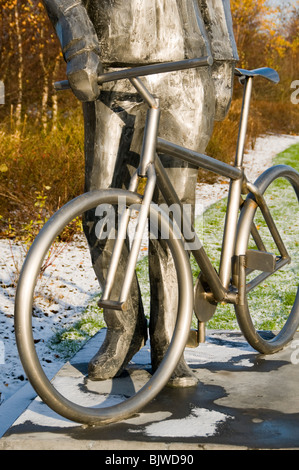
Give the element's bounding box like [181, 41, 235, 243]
[120, 164, 156, 303]
[245, 257, 290, 294]
[218, 77, 253, 289]
[246, 181, 289, 259]
[193, 246, 227, 301]
[54, 56, 213, 91]
[154, 155, 202, 248]
[129, 77, 159, 109]
[235, 77, 253, 167]
[101, 199, 131, 302]
[139, 107, 161, 176]
[15, 189, 194, 424]
[157, 138, 242, 181]
[198, 322, 206, 343]
[101, 173, 139, 301]
[234, 164, 299, 287]
[155, 153, 226, 301]
[250, 221, 267, 252]
[234, 165, 299, 354]
[219, 177, 243, 289]
[103, 83, 160, 301]
[238, 254, 246, 306]
[97, 56, 213, 84]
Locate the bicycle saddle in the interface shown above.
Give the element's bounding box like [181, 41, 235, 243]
[235, 67, 280, 84]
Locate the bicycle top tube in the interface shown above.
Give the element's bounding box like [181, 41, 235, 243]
[54, 55, 213, 91]
[97, 55, 213, 84]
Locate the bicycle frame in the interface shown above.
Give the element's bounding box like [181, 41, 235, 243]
[62, 56, 287, 316]
[96, 58, 248, 311]
[145, 74, 250, 305]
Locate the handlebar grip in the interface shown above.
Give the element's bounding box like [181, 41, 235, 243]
[54, 80, 71, 91]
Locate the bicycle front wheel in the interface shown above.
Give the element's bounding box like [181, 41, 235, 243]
[14, 189, 193, 425]
[235, 165, 299, 354]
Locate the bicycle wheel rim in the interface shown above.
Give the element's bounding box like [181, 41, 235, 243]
[235, 165, 299, 354]
[14, 189, 193, 425]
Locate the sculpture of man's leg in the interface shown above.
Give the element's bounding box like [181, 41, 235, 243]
[82, 92, 148, 380]
[147, 68, 216, 386]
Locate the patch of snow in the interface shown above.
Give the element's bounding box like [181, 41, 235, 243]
[195, 134, 299, 215]
[142, 407, 233, 438]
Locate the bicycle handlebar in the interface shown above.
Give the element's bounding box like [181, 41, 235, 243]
[54, 55, 213, 91]
[54, 56, 280, 92]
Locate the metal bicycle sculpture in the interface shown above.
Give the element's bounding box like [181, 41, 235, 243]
[15, 57, 299, 425]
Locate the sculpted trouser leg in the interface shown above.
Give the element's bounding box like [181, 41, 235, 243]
[83, 93, 148, 380]
[149, 166, 198, 386]
[83, 68, 215, 383]
[146, 70, 215, 386]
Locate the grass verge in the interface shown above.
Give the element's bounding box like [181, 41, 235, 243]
[199, 142, 299, 331]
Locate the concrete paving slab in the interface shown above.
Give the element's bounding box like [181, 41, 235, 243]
[1, 330, 299, 450]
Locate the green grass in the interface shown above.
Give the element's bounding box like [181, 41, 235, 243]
[242, 143, 299, 331]
[198, 142, 299, 331]
[48, 295, 105, 359]
[192, 197, 239, 330]
[274, 144, 299, 172]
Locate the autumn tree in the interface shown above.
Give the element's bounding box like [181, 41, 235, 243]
[0, 0, 64, 131]
[231, 0, 289, 68]
[0, 0, 298, 133]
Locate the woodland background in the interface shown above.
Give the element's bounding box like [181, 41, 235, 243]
[0, 0, 298, 237]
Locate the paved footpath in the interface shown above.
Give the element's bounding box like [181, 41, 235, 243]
[1, 330, 299, 450]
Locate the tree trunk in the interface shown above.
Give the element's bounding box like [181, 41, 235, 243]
[51, 54, 61, 132]
[39, 29, 50, 131]
[41, 79, 49, 131]
[15, 1, 23, 132]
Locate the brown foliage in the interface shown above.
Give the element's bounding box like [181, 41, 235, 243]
[0, 0, 299, 231]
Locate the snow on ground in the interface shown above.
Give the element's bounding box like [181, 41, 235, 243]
[196, 133, 299, 215]
[0, 133, 298, 405]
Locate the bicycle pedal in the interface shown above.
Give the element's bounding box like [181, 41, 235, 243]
[194, 273, 217, 322]
[245, 250, 276, 272]
[186, 322, 206, 348]
[186, 330, 200, 348]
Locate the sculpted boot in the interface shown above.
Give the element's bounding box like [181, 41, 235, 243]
[88, 305, 148, 380]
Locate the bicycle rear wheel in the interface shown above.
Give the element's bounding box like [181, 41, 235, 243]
[14, 189, 193, 425]
[235, 165, 299, 354]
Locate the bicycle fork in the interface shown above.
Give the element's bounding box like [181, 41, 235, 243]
[98, 78, 160, 312]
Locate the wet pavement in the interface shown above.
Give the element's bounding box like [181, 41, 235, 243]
[1, 330, 299, 450]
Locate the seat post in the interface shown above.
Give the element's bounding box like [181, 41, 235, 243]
[218, 75, 253, 289]
[235, 76, 253, 168]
